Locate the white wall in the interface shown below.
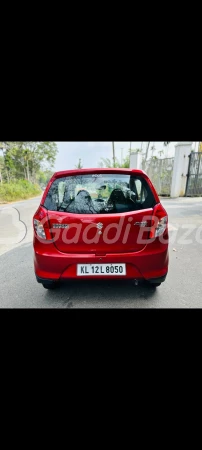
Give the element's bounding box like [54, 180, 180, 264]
[130, 142, 195, 198]
[170, 142, 193, 197]
[130, 152, 142, 169]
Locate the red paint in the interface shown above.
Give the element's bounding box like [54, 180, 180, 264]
[33, 168, 169, 284]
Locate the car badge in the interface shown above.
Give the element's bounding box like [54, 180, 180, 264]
[52, 224, 69, 229]
[97, 222, 103, 230]
[134, 221, 148, 227]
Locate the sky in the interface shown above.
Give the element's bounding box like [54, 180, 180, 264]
[54, 142, 194, 172]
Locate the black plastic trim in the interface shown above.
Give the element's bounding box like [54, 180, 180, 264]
[147, 274, 167, 284]
[36, 275, 57, 285]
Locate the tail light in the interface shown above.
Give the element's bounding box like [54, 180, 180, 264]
[149, 204, 168, 239]
[34, 219, 46, 239]
[33, 206, 52, 241]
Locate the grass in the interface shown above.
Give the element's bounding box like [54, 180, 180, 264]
[0, 180, 42, 203]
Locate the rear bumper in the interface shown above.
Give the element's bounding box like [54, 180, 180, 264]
[34, 239, 169, 282]
[36, 273, 168, 285]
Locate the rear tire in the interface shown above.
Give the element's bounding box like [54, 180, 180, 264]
[42, 282, 59, 290]
[142, 280, 162, 288]
[146, 275, 167, 287]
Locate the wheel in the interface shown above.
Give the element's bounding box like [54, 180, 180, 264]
[142, 280, 162, 288]
[42, 282, 59, 290]
[148, 282, 161, 287]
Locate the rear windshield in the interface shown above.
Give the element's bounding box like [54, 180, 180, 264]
[43, 173, 156, 214]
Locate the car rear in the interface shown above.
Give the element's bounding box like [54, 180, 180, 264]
[33, 168, 169, 289]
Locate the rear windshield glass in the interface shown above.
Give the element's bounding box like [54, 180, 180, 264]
[43, 173, 156, 214]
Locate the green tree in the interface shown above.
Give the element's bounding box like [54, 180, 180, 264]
[98, 151, 130, 168]
[1, 142, 58, 183]
[98, 157, 114, 168]
[36, 169, 54, 185]
[121, 152, 130, 168]
[75, 158, 83, 169]
[0, 155, 4, 184]
[145, 142, 170, 161]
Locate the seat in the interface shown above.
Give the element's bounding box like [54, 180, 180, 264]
[76, 189, 92, 201]
[107, 188, 136, 212]
[74, 190, 96, 213]
[108, 189, 126, 204]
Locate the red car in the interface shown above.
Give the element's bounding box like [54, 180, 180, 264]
[33, 168, 169, 289]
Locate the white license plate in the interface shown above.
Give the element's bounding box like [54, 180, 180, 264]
[77, 264, 126, 276]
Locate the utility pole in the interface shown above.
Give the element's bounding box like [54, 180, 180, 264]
[145, 141, 151, 160]
[112, 142, 115, 167]
[121, 148, 123, 166]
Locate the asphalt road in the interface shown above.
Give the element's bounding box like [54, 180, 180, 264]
[0, 196, 202, 308]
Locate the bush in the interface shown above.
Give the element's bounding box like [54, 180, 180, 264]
[0, 180, 42, 202]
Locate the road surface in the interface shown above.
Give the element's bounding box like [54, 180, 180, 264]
[0, 196, 202, 308]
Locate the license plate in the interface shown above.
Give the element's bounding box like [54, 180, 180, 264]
[77, 264, 126, 276]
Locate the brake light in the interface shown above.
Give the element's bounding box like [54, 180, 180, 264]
[149, 204, 168, 239]
[33, 206, 52, 240]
